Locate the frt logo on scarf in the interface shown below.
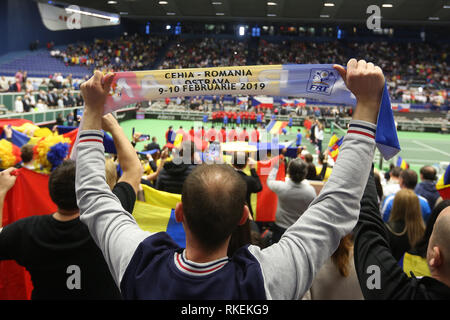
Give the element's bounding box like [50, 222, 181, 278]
[307, 69, 337, 95]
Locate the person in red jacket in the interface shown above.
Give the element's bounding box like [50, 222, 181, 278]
[228, 127, 237, 142]
[250, 111, 256, 126]
[250, 126, 260, 143]
[189, 127, 195, 140]
[232, 111, 237, 125]
[238, 127, 250, 142]
[219, 126, 227, 143]
[206, 126, 217, 143]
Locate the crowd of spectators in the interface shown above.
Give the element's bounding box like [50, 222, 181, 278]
[159, 38, 248, 70]
[50, 34, 168, 72]
[0, 64, 449, 302]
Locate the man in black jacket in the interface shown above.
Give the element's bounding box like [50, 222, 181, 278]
[155, 141, 197, 194]
[231, 151, 262, 219]
[354, 166, 450, 299]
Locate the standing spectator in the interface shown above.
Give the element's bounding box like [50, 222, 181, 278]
[382, 169, 432, 224]
[385, 189, 426, 261]
[314, 120, 324, 154]
[415, 165, 441, 210]
[383, 166, 402, 198]
[165, 126, 174, 144]
[156, 141, 198, 194]
[267, 156, 316, 243]
[0, 76, 9, 92]
[399, 200, 450, 278]
[250, 126, 260, 143]
[14, 96, 24, 113]
[232, 152, 262, 219]
[354, 168, 450, 299]
[296, 129, 302, 147]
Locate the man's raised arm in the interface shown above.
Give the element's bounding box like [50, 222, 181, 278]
[75, 71, 151, 287]
[248, 59, 385, 299]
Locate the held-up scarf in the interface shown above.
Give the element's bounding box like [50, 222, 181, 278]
[72, 64, 400, 160]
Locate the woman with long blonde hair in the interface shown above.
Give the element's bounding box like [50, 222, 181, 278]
[386, 189, 425, 261]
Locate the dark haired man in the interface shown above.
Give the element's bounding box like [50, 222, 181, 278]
[415, 165, 440, 209]
[231, 151, 262, 219]
[76, 59, 384, 299]
[381, 169, 432, 223]
[0, 114, 140, 299]
[267, 156, 316, 243]
[155, 141, 198, 194]
[20, 144, 34, 170]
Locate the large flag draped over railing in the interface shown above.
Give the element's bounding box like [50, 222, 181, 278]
[0, 168, 57, 300]
[96, 64, 400, 160]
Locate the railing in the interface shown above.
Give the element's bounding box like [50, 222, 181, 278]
[0, 90, 81, 111]
[0, 106, 83, 125]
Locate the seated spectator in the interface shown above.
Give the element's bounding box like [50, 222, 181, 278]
[399, 200, 450, 278]
[415, 165, 440, 209]
[267, 156, 316, 243]
[302, 234, 363, 300]
[354, 167, 450, 299]
[75, 60, 384, 299]
[382, 169, 431, 224]
[155, 141, 197, 194]
[385, 189, 426, 261]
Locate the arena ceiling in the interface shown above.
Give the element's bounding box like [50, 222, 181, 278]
[48, 0, 450, 25]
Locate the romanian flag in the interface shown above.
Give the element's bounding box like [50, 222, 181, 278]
[328, 135, 344, 162]
[266, 120, 288, 135]
[251, 157, 286, 222]
[1, 168, 57, 300]
[173, 133, 184, 148]
[396, 156, 409, 169]
[132, 184, 185, 247]
[436, 165, 450, 200]
[220, 153, 285, 222]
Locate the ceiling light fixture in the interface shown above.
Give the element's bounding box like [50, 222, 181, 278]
[324, 3, 335, 7]
[267, 2, 277, 5]
[212, 1, 222, 5]
[267, 13, 277, 16]
[428, 16, 440, 20]
[107, 1, 117, 4]
[382, 4, 393, 8]
[65, 7, 119, 21]
[216, 12, 225, 15]
[320, 14, 330, 18]
[159, 1, 168, 4]
[166, 12, 176, 15]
